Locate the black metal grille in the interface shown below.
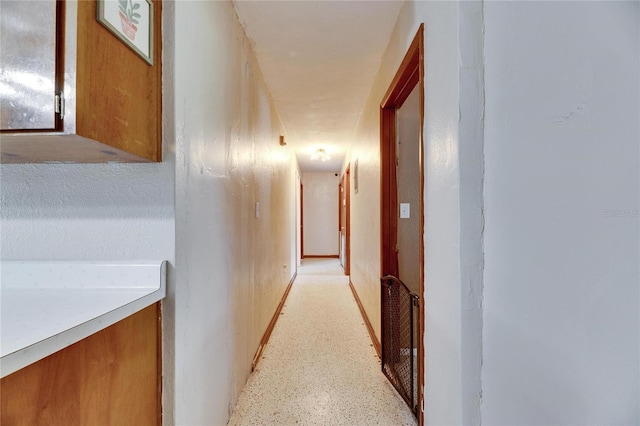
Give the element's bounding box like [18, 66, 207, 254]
[381, 275, 419, 417]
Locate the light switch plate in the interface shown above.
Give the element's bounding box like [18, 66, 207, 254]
[400, 203, 410, 219]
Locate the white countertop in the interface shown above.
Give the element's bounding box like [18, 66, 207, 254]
[0, 260, 167, 378]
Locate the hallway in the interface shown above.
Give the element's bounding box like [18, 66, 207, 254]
[228, 259, 417, 425]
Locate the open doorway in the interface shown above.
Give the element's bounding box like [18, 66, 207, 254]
[299, 181, 304, 260]
[301, 173, 340, 259]
[339, 166, 351, 275]
[380, 25, 424, 423]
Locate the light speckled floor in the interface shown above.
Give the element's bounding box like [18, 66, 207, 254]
[228, 259, 417, 426]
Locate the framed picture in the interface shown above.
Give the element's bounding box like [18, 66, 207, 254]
[354, 159, 359, 194]
[97, 0, 154, 65]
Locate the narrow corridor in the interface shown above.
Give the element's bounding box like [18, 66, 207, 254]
[228, 259, 417, 425]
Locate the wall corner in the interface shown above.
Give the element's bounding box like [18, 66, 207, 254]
[458, 1, 485, 425]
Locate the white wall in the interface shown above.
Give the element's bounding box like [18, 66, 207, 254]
[0, 162, 174, 260]
[458, 2, 485, 423]
[302, 172, 339, 256]
[483, 2, 639, 424]
[1, 2, 299, 425]
[172, 2, 298, 424]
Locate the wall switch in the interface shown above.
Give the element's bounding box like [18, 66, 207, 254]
[400, 203, 410, 219]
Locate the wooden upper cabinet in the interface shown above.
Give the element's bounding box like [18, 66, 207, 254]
[0, 0, 162, 163]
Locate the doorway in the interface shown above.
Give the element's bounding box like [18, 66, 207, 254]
[339, 166, 351, 275]
[300, 182, 304, 259]
[380, 25, 424, 423]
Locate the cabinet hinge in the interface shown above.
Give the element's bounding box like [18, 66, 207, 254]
[55, 92, 65, 120]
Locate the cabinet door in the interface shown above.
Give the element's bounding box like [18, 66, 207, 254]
[1, 304, 161, 425]
[0, 0, 60, 131]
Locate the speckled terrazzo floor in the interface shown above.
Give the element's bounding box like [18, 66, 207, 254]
[228, 258, 417, 426]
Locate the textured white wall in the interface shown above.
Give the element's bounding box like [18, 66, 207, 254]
[172, 2, 297, 424]
[458, 2, 485, 423]
[0, 163, 174, 261]
[1, 2, 177, 419]
[1, 2, 298, 425]
[302, 172, 339, 256]
[483, 2, 639, 424]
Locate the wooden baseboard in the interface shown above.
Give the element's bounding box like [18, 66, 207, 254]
[349, 278, 381, 358]
[252, 272, 297, 371]
[302, 255, 339, 259]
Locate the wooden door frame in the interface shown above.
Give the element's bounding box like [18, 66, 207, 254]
[380, 24, 425, 424]
[336, 175, 344, 262]
[300, 182, 304, 259]
[340, 166, 351, 275]
[339, 177, 343, 266]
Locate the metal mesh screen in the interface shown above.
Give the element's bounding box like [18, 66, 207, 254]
[381, 275, 419, 417]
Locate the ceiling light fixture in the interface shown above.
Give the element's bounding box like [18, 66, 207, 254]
[310, 148, 331, 162]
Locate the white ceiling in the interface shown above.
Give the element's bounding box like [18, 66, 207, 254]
[232, 1, 404, 173]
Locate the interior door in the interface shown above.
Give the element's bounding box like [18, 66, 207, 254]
[396, 85, 421, 295]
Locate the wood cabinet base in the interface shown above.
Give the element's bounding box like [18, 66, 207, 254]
[0, 303, 161, 426]
[0, 134, 153, 163]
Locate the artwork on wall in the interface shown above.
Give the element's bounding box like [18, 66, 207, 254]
[97, 0, 154, 65]
[354, 159, 359, 194]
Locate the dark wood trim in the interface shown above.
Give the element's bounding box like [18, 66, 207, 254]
[380, 107, 398, 278]
[417, 24, 426, 425]
[381, 26, 422, 108]
[349, 279, 381, 358]
[380, 24, 425, 425]
[345, 166, 351, 275]
[339, 179, 342, 230]
[339, 176, 343, 267]
[302, 255, 339, 259]
[251, 272, 297, 371]
[300, 183, 304, 259]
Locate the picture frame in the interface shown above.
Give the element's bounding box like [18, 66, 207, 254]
[97, 0, 154, 65]
[354, 159, 359, 194]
